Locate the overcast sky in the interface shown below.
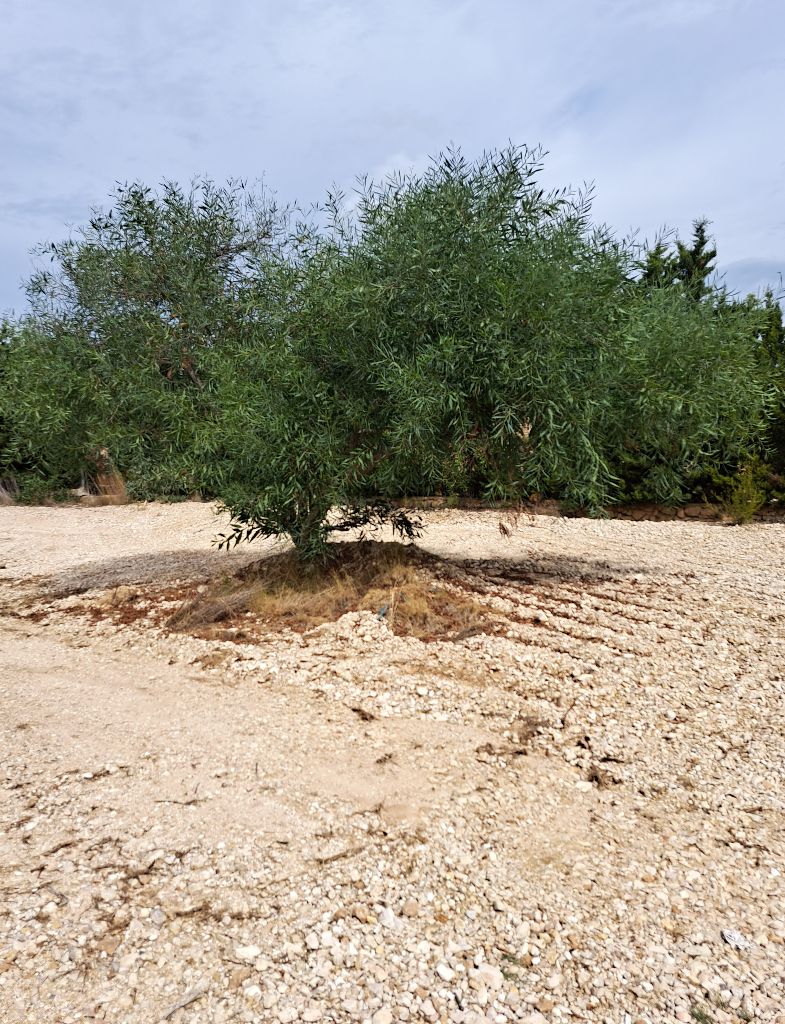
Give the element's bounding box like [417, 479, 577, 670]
[2, 0, 783, 313]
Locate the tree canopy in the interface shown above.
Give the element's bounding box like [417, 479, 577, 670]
[1, 147, 781, 554]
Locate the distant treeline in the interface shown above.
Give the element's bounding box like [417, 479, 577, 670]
[1, 146, 783, 558]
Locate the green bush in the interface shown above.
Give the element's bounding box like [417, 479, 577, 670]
[2, 180, 282, 499]
[199, 335, 423, 561]
[720, 460, 768, 523]
[0, 320, 98, 495]
[0, 147, 778, 557]
[203, 146, 637, 557]
[286, 148, 635, 511]
[602, 287, 771, 506]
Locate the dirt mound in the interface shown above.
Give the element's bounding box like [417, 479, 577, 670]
[166, 541, 493, 641]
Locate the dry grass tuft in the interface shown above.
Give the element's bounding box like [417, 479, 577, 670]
[167, 541, 492, 641]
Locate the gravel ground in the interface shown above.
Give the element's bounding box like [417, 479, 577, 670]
[1, 502, 784, 1024]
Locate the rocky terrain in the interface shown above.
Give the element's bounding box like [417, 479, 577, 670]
[1, 502, 784, 1023]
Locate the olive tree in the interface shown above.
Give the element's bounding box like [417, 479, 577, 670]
[15, 180, 282, 498]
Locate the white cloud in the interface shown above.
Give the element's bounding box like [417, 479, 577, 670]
[721, 258, 784, 298]
[0, 0, 783, 310]
[611, 0, 749, 27]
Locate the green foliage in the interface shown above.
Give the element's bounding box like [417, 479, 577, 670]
[639, 239, 676, 289]
[674, 219, 717, 302]
[636, 221, 783, 508]
[720, 460, 768, 523]
[706, 285, 785, 496]
[3, 180, 282, 499]
[0, 320, 14, 481]
[295, 148, 634, 511]
[755, 289, 785, 475]
[199, 334, 423, 560]
[1, 317, 109, 498]
[0, 149, 780, 556]
[757, 288, 785, 364]
[0, 313, 205, 501]
[603, 287, 771, 505]
[201, 146, 641, 553]
[640, 219, 717, 301]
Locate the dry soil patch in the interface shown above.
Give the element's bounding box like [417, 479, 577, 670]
[1, 503, 784, 1023]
